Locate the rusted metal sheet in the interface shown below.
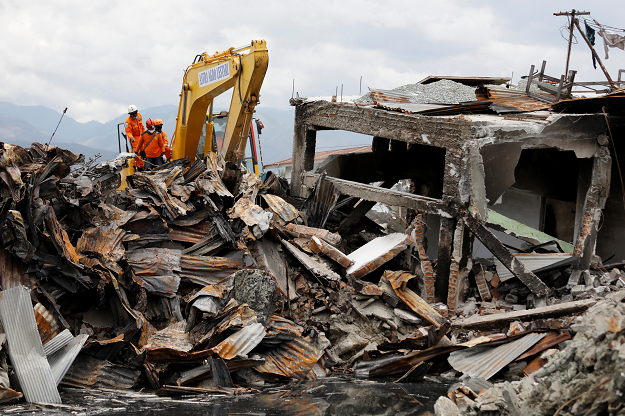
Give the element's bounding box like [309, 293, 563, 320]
[0, 246, 28, 290]
[34, 302, 60, 345]
[346, 233, 414, 279]
[127, 248, 181, 297]
[515, 331, 571, 361]
[383, 271, 446, 328]
[211, 322, 266, 360]
[255, 337, 324, 379]
[261, 194, 301, 225]
[308, 236, 352, 267]
[0, 286, 61, 403]
[62, 355, 142, 389]
[144, 321, 192, 353]
[177, 357, 265, 386]
[478, 86, 551, 113]
[356, 344, 464, 378]
[76, 224, 126, 276]
[178, 254, 244, 286]
[41, 204, 81, 265]
[448, 332, 546, 380]
[494, 253, 574, 282]
[168, 221, 215, 243]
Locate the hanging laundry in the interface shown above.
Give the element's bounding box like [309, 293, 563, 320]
[585, 22, 597, 69]
[598, 27, 625, 59]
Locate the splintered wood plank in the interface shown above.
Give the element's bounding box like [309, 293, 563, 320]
[383, 271, 446, 328]
[279, 238, 340, 282]
[452, 299, 597, 330]
[308, 236, 352, 268]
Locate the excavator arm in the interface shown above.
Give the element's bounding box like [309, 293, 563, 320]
[171, 40, 268, 165]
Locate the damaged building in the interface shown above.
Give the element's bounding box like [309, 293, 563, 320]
[290, 76, 625, 313]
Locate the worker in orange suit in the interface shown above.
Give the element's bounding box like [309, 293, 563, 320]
[125, 105, 145, 169]
[136, 118, 167, 170]
[153, 119, 170, 162]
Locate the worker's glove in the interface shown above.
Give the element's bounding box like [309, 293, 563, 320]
[162, 155, 167, 163]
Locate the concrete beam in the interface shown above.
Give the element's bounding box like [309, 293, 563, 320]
[301, 173, 454, 217]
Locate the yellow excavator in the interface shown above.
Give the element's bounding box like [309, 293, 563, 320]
[118, 40, 268, 187]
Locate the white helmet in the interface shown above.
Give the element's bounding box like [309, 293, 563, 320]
[128, 105, 138, 114]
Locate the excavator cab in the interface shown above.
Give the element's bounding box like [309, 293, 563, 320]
[196, 111, 264, 176]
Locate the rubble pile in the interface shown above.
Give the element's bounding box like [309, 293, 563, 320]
[0, 141, 458, 403]
[0, 140, 622, 411]
[435, 291, 625, 415]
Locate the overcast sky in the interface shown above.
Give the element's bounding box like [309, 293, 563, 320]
[1, 0, 624, 123]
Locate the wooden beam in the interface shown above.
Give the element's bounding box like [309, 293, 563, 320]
[464, 215, 550, 296]
[452, 299, 596, 329]
[302, 173, 453, 217]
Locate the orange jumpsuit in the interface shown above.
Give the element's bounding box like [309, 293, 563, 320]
[136, 131, 167, 158]
[125, 113, 145, 169]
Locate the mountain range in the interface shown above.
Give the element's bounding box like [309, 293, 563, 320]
[0, 101, 368, 167]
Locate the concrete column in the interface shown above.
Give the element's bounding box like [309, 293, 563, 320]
[291, 116, 317, 198]
[574, 145, 611, 270]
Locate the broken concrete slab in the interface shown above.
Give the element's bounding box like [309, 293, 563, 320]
[346, 233, 414, 279]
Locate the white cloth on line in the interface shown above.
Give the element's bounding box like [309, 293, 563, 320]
[599, 27, 625, 59]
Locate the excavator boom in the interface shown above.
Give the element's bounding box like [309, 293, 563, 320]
[171, 40, 268, 166]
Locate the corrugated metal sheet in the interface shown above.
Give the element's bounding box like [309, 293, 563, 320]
[178, 357, 266, 386]
[448, 332, 546, 380]
[178, 254, 244, 287]
[0, 286, 61, 403]
[144, 321, 192, 352]
[34, 302, 60, 345]
[48, 333, 88, 385]
[127, 248, 181, 297]
[255, 336, 324, 379]
[0, 246, 28, 290]
[211, 322, 266, 360]
[495, 253, 574, 282]
[43, 328, 73, 357]
[62, 355, 142, 389]
[479, 86, 551, 113]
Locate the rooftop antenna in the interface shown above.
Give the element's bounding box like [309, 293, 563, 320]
[48, 107, 67, 146]
[360, 76, 363, 95]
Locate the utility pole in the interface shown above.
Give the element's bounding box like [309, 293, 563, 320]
[554, 10, 616, 89]
[554, 10, 589, 77]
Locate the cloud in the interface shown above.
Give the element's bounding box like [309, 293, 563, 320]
[0, 0, 622, 123]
